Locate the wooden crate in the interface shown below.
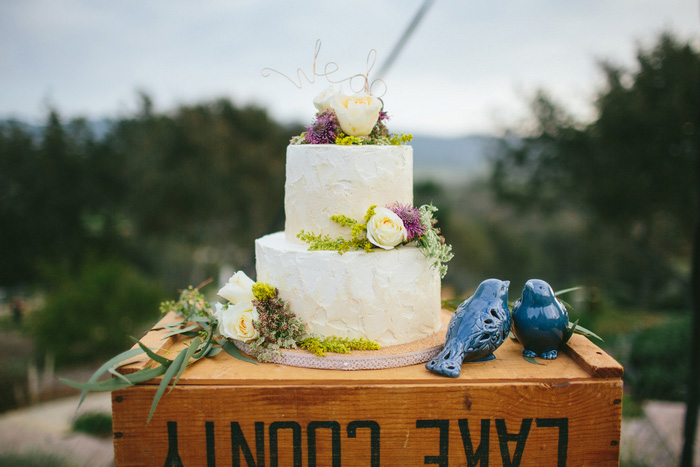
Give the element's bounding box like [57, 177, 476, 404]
[112, 312, 623, 466]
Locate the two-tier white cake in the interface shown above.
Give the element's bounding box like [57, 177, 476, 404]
[255, 144, 442, 346]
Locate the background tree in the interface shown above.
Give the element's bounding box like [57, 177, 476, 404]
[491, 32, 699, 307]
[0, 112, 103, 285]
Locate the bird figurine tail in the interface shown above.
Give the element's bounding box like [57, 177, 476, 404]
[426, 279, 510, 377]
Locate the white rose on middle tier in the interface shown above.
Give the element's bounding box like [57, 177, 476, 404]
[330, 93, 382, 136]
[366, 207, 408, 250]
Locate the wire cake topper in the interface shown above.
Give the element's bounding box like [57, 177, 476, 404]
[262, 40, 387, 97]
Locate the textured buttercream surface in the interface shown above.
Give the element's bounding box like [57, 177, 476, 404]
[255, 232, 442, 346]
[284, 145, 413, 244]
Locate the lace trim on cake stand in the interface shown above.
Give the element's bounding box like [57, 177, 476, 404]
[234, 340, 444, 370]
[233, 310, 450, 370]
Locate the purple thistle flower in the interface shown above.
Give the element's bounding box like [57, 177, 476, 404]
[378, 110, 389, 122]
[305, 111, 339, 144]
[387, 202, 426, 241]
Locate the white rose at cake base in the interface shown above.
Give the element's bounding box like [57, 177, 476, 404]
[215, 301, 259, 343]
[331, 93, 382, 136]
[366, 207, 408, 250]
[217, 270, 255, 304]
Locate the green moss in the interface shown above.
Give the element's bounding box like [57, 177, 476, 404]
[298, 206, 377, 254]
[335, 134, 363, 145]
[390, 133, 413, 145]
[299, 336, 381, 357]
[252, 282, 276, 302]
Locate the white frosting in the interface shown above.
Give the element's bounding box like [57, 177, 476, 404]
[284, 145, 413, 244]
[256, 232, 442, 346]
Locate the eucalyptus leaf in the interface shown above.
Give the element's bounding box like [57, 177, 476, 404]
[162, 323, 199, 339]
[558, 298, 574, 313]
[194, 342, 213, 360]
[159, 320, 190, 331]
[170, 337, 201, 394]
[148, 348, 189, 423]
[73, 346, 145, 409]
[523, 355, 544, 365]
[573, 324, 604, 342]
[564, 319, 579, 343]
[189, 315, 213, 324]
[133, 338, 172, 366]
[61, 365, 167, 392]
[206, 347, 223, 357]
[220, 339, 258, 364]
[554, 286, 582, 297]
[108, 366, 137, 386]
[193, 328, 216, 360]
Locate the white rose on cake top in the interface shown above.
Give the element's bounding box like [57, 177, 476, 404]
[217, 271, 255, 304]
[215, 301, 259, 343]
[366, 207, 408, 250]
[313, 87, 338, 113]
[330, 92, 382, 137]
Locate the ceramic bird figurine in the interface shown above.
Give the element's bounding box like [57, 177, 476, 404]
[426, 279, 511, 377]
[512, 279, 570, 359]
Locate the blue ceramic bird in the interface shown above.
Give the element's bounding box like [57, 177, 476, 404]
[512, 279, 570, 359]
[426, 279, 511, 377]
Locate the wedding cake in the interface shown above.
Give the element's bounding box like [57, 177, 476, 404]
[254, 90, 451, 346]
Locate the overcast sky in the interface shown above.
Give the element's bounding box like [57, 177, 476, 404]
[1, 1, 698, 136]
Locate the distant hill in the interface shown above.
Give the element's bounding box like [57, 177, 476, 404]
[0, 117, 114, 140]
[412, 134, 497, 185]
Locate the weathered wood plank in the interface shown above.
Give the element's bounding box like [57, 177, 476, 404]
[113, 380, 622, 466]
[563, 334, 624, 378]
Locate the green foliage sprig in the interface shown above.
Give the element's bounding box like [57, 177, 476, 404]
[159, 281, 212, 321]
[414, 204, 454, 279]
[299, 336, 380, 357]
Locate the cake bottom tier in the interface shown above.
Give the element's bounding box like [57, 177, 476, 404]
[255, 232, 442, 346]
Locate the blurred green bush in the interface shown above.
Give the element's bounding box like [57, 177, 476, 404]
[72, 411, 113, 438]
[627, 313, 691, 402]
[30, 260, 166, 366]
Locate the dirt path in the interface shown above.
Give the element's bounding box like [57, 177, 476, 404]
[0, 392, 113, 466]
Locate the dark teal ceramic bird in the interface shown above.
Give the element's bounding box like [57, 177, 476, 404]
[426, 279, 511, 377]
[512, 279, 569, 359]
